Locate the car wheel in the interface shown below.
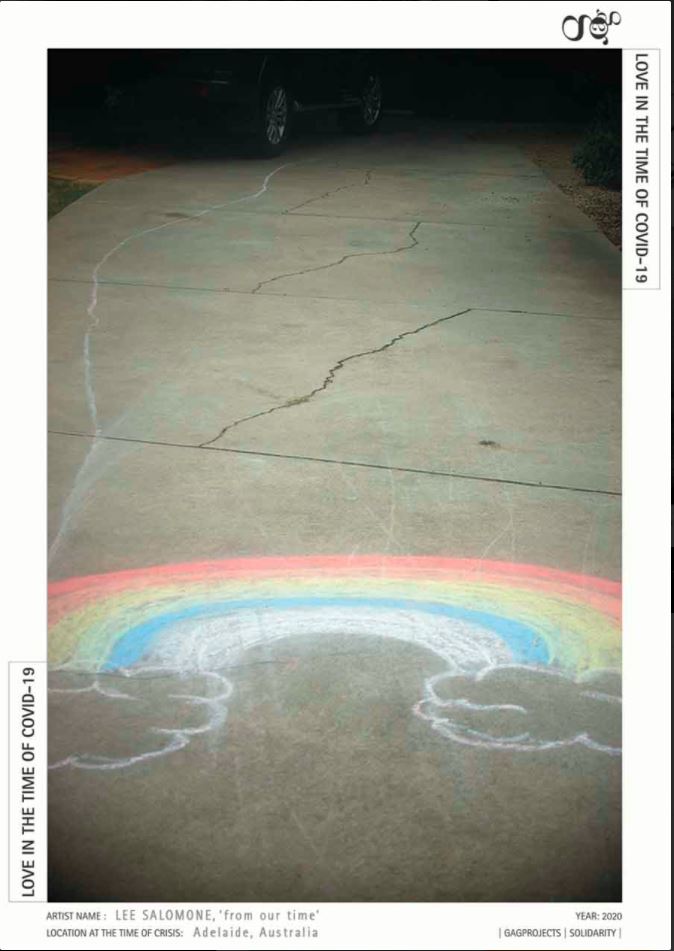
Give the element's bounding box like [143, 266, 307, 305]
[252, 81, 291, 156]
[342, 72, 383, 134]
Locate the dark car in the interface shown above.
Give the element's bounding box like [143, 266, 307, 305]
[104, 50, 384, 155]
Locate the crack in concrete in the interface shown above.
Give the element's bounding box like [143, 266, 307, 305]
[198, 305, 471, 448]
[284, 169, 372, 214]
[249, 219, 421, 296]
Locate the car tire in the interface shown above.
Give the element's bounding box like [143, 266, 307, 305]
[251, 80, 292, 156]
[341, 72, 383, 134]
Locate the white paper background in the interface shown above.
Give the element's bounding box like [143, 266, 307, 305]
[0, 2, 670, 949]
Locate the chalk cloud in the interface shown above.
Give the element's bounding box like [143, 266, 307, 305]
[414, 665, 621, 754]
[48, 668, 231, 770]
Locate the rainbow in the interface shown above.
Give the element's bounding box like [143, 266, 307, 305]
[49, 556, 620, 675]
[48, 557, 622, 765]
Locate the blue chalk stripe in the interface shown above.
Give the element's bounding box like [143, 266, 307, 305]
[102, 596, 549, 671]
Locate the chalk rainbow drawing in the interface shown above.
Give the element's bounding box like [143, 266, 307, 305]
[48, 556, 621, 769]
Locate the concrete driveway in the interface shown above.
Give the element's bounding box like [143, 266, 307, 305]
[48, 119, 621, 902]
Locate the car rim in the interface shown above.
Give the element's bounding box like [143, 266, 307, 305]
[265, 86, 288, 145]
[361, 74, 382, 125]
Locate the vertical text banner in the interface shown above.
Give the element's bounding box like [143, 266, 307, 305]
[9, 662, 47, 902]
[623, 49, 661, 289]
